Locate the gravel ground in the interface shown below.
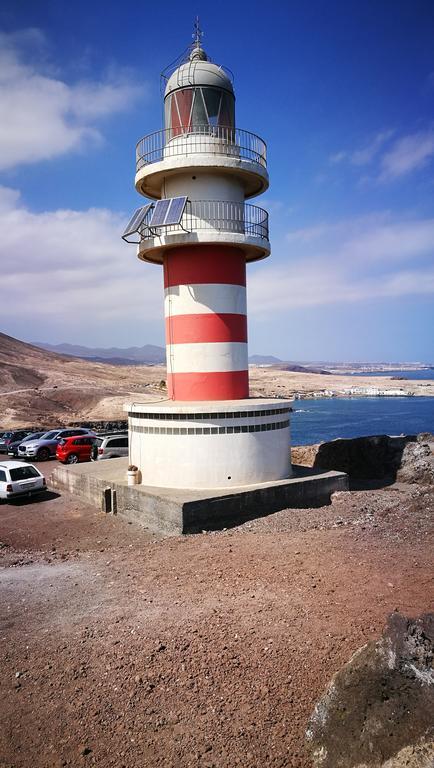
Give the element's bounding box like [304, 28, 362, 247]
[0, 453, 433, 768]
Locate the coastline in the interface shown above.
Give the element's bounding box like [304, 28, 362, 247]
[248, 367, 434, 401]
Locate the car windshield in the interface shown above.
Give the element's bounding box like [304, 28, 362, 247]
[2, 432, 13, 439]
[95, 438, 103, 447]
[40, 431, 58, 440]
[23, 433, 43, 442]
[58, 439, 67, 446]
[9, 466, 40, 481]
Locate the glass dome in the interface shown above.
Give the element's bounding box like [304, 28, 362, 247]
[164, 47, 235, 135]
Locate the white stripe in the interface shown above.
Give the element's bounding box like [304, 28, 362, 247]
[164, 283, 246, 317]
[166, 342, 248, 373]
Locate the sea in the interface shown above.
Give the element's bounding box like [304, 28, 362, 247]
[291, 396, 434, 446]
[348, 368, 434, 380]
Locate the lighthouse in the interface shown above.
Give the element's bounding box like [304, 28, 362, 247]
[123, 24, 292, 490]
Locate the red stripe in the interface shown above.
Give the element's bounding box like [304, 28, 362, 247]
[166, 313, 247, 344]
[168, 370, 249, 400]
[164, 246, 246, 288]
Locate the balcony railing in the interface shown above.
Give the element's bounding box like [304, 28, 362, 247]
[139, 199, 269, 242]
[136, 126, 267, 173]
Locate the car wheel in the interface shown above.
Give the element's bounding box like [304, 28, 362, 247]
[66, 453, 79, 464]
[37, 447, 50, 461]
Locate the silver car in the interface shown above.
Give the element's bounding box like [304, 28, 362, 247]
[91, 434, 128, 460]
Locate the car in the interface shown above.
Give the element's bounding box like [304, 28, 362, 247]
[18, 428, 96, 461]
[56, 435, 98, 464]
[0, 430, 32, 453]
[0, 461, 46, 500]
[7, 432, 46, 457]
[91, 433, 129, 460]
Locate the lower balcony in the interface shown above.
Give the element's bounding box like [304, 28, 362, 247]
[137, 199, 270, 264]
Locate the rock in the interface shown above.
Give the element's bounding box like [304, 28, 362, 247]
[306, 612, 434, 767]
[291, 444, 321, 467]
[291, 433, 434, 483]
[313, 435, 419, 480]
[396, 442, 434, 485]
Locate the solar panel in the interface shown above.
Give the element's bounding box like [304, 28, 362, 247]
[122, 204, 153, 240]
[149, 199, 171, 227]
[149, 197, 187, 228]
[166, 196, 187, 225]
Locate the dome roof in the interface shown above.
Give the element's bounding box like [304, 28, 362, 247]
[164, 55, 234, 98]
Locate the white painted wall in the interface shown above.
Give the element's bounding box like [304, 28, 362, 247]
[163, 170, 244, 203]
[128, 400, 292, 489]
[166, 341, 247, 373]
[164, 284, 247, 316]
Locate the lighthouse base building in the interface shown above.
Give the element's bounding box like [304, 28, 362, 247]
[128, 398, 292, 490]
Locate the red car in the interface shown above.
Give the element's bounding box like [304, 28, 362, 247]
[56, 435, 97, 464]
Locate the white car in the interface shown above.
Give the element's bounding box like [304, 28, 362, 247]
[0, 461, 46, 501]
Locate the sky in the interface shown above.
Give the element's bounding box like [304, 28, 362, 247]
[0, 0, 434, 363]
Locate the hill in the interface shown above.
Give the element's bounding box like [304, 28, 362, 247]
[1, 332, 433, 429]
[0, 332, 166, 429]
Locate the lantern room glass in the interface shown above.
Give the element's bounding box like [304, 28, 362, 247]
[165, 87, 235, 137]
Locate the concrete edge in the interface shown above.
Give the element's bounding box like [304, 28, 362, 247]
[49, 462, 348, 536]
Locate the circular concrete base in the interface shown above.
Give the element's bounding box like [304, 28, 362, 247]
[126, 398, 292, 490]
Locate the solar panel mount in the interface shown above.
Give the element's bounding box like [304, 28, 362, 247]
[122, 203, 153, 242]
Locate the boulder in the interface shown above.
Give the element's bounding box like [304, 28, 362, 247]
[396, 441, 434, 485]
[291, 434, 434, 484]
[306, 612, 434, 767]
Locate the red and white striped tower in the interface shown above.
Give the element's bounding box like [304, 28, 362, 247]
[124, 25, 292, 490]
[164, 244, 248, 400]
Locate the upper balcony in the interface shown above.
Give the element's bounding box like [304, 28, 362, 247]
[135, 126, 269, 200]
[136, 198, 270, 264]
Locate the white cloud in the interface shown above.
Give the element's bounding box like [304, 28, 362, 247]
[330, 131, 394, 167]
[378, 130, 434, 181]
[0, 186, 162, 331]
[248, 213, 434, 311]
[330, 128, 434, 183]
[0, 29, 145, 171]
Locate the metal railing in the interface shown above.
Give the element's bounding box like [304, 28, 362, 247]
[136, 126, 267, 172]
[139, 199, 269, 242]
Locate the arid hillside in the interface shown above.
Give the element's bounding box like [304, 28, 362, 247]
[1, 332, 433, 429]
[0, 333, 166, 428]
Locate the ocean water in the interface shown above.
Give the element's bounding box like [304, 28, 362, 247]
[291, 397, 434, 446]
[348, 369, 434, 380]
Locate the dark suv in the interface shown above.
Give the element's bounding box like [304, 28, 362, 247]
[0, 431, 31, 453]
[7, 432, 46, 457]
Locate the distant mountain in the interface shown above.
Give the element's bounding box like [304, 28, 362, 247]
[34, 341, 166, 365]
[249, 354, 330, 374]
[35, 344, 289, 367]
[248, 354, 283, 365]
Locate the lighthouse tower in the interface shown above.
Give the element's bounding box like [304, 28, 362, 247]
[123, 25, 292, 490]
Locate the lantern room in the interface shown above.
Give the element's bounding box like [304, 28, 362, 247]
[164, 45, 235, 135]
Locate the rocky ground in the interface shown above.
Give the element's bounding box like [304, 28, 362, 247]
[0, 451, 433, 767]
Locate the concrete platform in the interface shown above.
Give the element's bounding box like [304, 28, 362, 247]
[50, 458, 348, 536]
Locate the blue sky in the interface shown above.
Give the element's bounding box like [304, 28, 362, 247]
[1, 0, 433, 362]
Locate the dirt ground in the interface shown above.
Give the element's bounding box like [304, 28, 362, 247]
[0, 454, 433, 768]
